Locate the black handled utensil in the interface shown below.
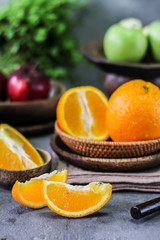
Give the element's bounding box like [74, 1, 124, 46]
[130, 197, 160, 219]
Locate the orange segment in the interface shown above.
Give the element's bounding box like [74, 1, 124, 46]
[56, 86, 109, 141]
[0, 124, 44, 170]
[0, 144, 24, 170]
[12, 170, 68, 209]
[49, 169, 67, 182]
[42, 181, 112, 218]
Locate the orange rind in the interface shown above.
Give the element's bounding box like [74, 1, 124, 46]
[107, 80, 160, 142]
[42, 181, 112, 218]
[12, 170, 68, 209]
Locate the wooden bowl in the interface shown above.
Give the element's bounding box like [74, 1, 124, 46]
[51, 134, 160, 172]
[0, 81, 65, 126]
[55, 121, 160, 158]
[81, 39, 160, 79]
[0, 148, 51, 188]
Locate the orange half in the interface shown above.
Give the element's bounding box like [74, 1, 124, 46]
[56, 86, 109, 141]
[0, 124, 44, 170]
[12, 170, 68, 209]
[42, 181, 112, 218]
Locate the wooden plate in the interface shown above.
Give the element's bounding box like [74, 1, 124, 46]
[81, 39, 160, 79]
[50, 134, 160, 172]
[0, 148, 51, 188]
[15, 121, 55, 137]
[0, 81, 65, 126]
[55, 121, 160, 158]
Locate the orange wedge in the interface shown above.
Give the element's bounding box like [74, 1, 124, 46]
[56, 86, 109, 141]
[12, 170, 67, 209]
[0, 124, 44, 170]
[42, 181, 112, 218]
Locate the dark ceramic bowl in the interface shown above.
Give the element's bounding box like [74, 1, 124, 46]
[0, 80, 65, 126]
[0, 148, 51, 188]
[81, 39, 160, 79]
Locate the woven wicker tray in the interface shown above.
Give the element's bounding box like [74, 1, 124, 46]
[55, 121, 160, 158]
[51, 134, 160, 172]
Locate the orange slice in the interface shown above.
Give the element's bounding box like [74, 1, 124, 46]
[42, 181, 112, 218]
[12, 170, 67, 209]
[56, 86, 109, 141]
[0, 124, 44, 170]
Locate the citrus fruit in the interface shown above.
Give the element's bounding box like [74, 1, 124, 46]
[56, 86, 109, 141]
[0, 124, 44, 170]
[12, 170, 67, 209]
[42, 181, 112, 218]
[107, 79, 160, 142]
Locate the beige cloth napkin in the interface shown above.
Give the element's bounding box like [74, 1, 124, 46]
[51, 152, 160, 192]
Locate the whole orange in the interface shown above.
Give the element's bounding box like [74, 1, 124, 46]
[107, 79, 160, 142]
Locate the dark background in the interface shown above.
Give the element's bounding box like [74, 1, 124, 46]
[1, 0, 160, 90]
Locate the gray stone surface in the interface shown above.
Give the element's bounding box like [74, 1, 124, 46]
[0, 134, 160, 240]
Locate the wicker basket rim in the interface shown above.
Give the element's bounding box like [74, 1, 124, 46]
[55, 121, 160, 146]
[51, 134, 160, 162]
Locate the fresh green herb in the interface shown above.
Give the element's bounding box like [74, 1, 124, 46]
[0, 0, 87, 81]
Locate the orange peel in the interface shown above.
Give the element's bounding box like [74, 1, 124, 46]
[42, 181, 112, 218]
[12, 170, 68, 209]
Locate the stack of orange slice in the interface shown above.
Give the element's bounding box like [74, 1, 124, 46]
[12, 170, 68, 208]
[12, 170, 112, 218]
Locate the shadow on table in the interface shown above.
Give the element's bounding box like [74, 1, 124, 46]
[10, 205, 34, 215]
[38, 210, 110, 220]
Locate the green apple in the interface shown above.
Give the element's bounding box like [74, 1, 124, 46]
[103, 18, 148, 63]
[148, 21, 160, 61]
